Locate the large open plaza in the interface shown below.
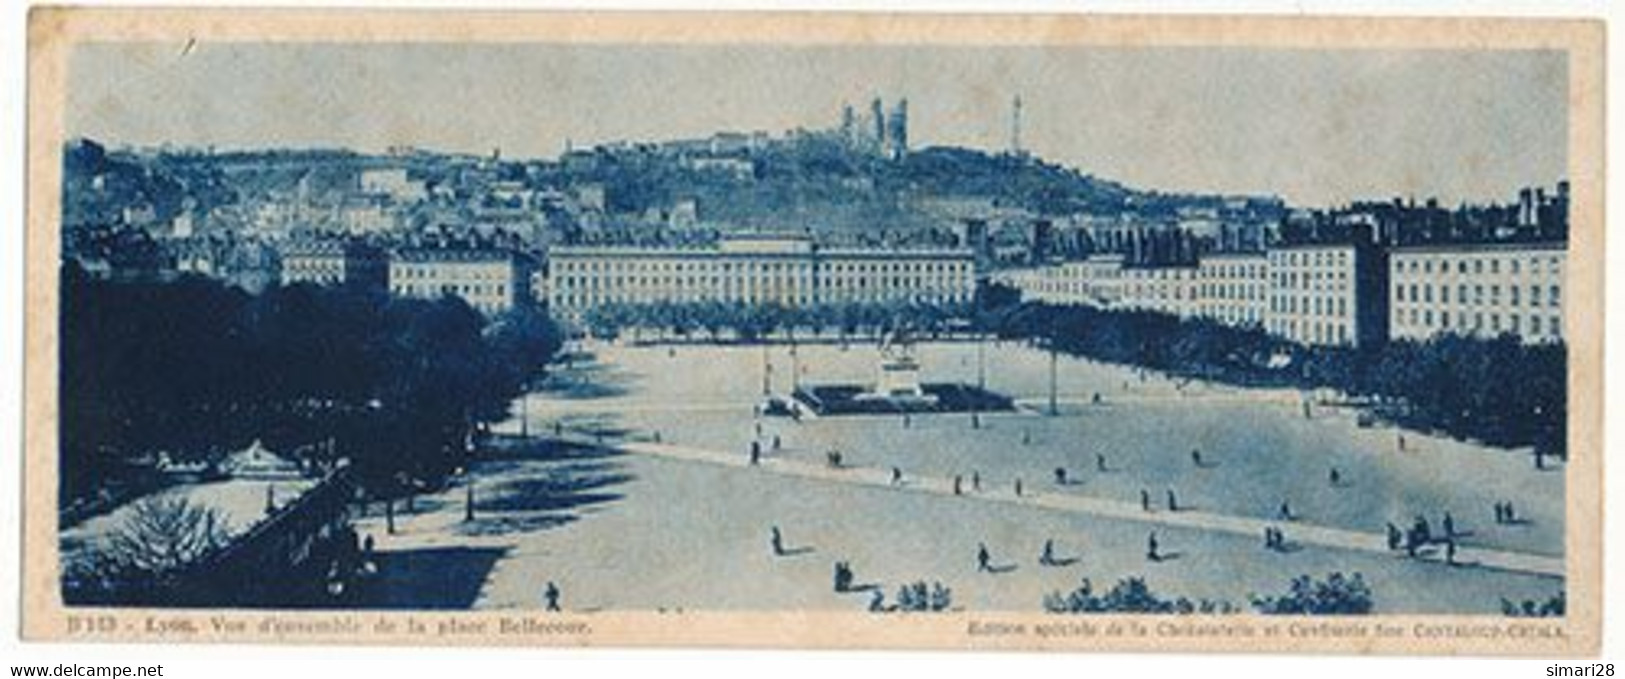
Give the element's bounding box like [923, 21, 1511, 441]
[351, 340, 1564, 614]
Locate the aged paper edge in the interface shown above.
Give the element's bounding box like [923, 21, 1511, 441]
[20, 8, 1606, 655]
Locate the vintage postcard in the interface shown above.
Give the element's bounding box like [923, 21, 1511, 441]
[23, 9, 1604, 654]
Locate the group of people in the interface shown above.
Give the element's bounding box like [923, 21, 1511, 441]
[1263, 526, 1289, 552]
[1493, 501, 1520, 524]
[1387, 512, 1463, 564]
[951, 472, 984, 496]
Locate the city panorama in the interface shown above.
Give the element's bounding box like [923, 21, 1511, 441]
[56, 42, 1569, 617]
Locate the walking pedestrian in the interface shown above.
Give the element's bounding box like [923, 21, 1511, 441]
[1445, 538, 1459, 566]
[770, 526, 784, 556]
[1141, 489, 1152, 512]
[1190, 449, 1202, 468]
[749, 441, 761, 465]
[1096, 453, 1108, 473]
[977, 543, 992, 573]
[953, 475, 963, 496]
[1397, 434, 1407, 452]
[1022, 430, 1032, 446]
[1329, 468, 1342, 487]
[891, 467, 903, 486]
[544, 581, 561, 612]
[1505, 501, 1517, 524]
[1386, 522, 1402, 551]
[1443, 512, 1456, 539]
[1014, 479, 1023, 497]
[1053, 467, 1067, 485]
[1278, 500, 1294, 521]
[1166, 488, 1179, 512]
[972, 471, 981, 492]
[1146, 532, 1161, 562]
[772, 434, 781, 452]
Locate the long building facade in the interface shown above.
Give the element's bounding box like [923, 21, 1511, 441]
[1196, 252, 1270, 328]
[389, 248, 536, 316]
[279, 240, 388, 290]
[1265, 242, 1387, 349]
[545, 234, 976, 319]
[1388, 242, 1565, 344]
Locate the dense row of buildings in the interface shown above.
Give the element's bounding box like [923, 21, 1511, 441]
[275, 232, 973, 320]
[995, 237, 1566, 348]
[104, 217, 1569, 350]
[279, 240, 536, 316]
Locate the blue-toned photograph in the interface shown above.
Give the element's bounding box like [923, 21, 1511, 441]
[56, 41, 1569, 618]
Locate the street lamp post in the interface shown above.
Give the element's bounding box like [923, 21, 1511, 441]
[1048, 342, 1059, 416]
[977, 332, 987, 392]
[762, 343, 773, 397]
[790, 340, 801, 393]
[519, 386, 530, 439]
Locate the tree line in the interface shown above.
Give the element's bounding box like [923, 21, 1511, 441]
[982, 292, 1566, 458]
[60, 263, 563, 512]
[579, 299, 975, 343]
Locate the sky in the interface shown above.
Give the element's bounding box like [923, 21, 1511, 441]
[67, 42, 1568, 207]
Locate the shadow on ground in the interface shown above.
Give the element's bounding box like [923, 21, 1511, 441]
[537, 363, 638, 400]
[448, 453, 634, 539]
[359, 546, 509, 609]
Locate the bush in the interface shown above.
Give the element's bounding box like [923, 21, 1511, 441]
[1502, 591, 1564, 618]
[1250, 572, 1373, 615]
[1042, 577, 1235, 614]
